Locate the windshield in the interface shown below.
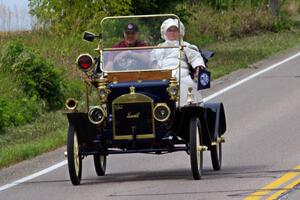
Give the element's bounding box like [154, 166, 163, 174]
[100, 15, 182, 72]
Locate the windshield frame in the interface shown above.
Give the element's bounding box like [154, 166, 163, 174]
[99, 14, 183, 73]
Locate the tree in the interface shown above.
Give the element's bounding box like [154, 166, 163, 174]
[130, 0, 181, 15]
[28, 0, 132, 33]
[28, 0, 188, 34]
[268, 0, 280, 18]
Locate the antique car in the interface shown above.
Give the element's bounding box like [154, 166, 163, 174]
[65, 14, 226, 185]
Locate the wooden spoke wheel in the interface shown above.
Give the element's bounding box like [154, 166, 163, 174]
[210, 141, 222, 171]
[94, 154, 107, 176]
[67, 125, 82, 185]
[189, 117, 204, 180]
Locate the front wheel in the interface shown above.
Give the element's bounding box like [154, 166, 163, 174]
[189, 117, 204, 180]
[67, 125, 82, 185]
[94, 154, 106, 176]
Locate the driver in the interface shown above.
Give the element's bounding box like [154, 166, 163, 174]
[106, 23, 148, 70]
[112, 23, 146, 48]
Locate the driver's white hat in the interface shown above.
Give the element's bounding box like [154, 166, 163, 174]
[160, 18, 185, 40]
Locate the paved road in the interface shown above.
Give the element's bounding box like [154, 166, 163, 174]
[1, 50, 300, 200]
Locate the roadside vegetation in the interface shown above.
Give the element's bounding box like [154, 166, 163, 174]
[1, 0, 300, 169]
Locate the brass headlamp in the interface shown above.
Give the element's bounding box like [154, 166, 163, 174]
[153, 103, 171, 122]
[88, 106, 107, 124]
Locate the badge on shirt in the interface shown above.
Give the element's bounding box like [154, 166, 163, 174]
[197, 68, 211, 90]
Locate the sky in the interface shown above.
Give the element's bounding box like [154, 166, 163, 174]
[0, 0, 34, 31]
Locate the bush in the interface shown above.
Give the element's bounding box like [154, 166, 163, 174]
[199, 0, 266, 10]
[272, 16, 294, 32]
[0, 96, 41, 130]
[185, 5, 275, 45]
[184, 0, 300, 47]
[0, 40, 24, 72]
[61, 78, 85, 101]
[0, 104, 4, 130]
[0, 41, 65, 110]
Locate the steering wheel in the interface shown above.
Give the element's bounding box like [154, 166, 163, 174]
[113, 51, 147, 70]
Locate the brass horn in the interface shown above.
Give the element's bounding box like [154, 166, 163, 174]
[65, 98, 78, 111]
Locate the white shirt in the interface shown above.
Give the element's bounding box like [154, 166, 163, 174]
[151, 40, 205, 85]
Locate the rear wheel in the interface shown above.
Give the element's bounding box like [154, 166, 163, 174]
[94, 154, 106, 176]
[211, 142, 222, 171]
[67, 125, 82, 185]
[189, 117, 204, 180]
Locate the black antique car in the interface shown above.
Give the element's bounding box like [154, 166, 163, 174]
[65, 14, 226, 185]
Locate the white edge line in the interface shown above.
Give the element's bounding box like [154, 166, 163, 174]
[0, 160, 67, 192]
[0, 51, 300, 193]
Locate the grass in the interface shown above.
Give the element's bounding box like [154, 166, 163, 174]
[0, 28, 300, 169]
[204, 30, 300, 79]
[0, 111, 68, 168]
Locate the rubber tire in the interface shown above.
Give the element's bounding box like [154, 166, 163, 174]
[189, 117, 204, 180]
[210, 142, 222, 171]
[94, 154, 107, 176]
[67, 125, 82, 185]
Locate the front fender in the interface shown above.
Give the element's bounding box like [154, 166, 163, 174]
[65, 112, 100, 145]
[204, 102, 226, 140]
[174, 105, 212, 146]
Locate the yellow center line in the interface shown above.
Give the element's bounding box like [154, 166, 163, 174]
[244, 165, 300, 200]
[266, 177, 300, 200]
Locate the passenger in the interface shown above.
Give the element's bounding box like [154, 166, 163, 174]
[152, 18, 206, 106]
